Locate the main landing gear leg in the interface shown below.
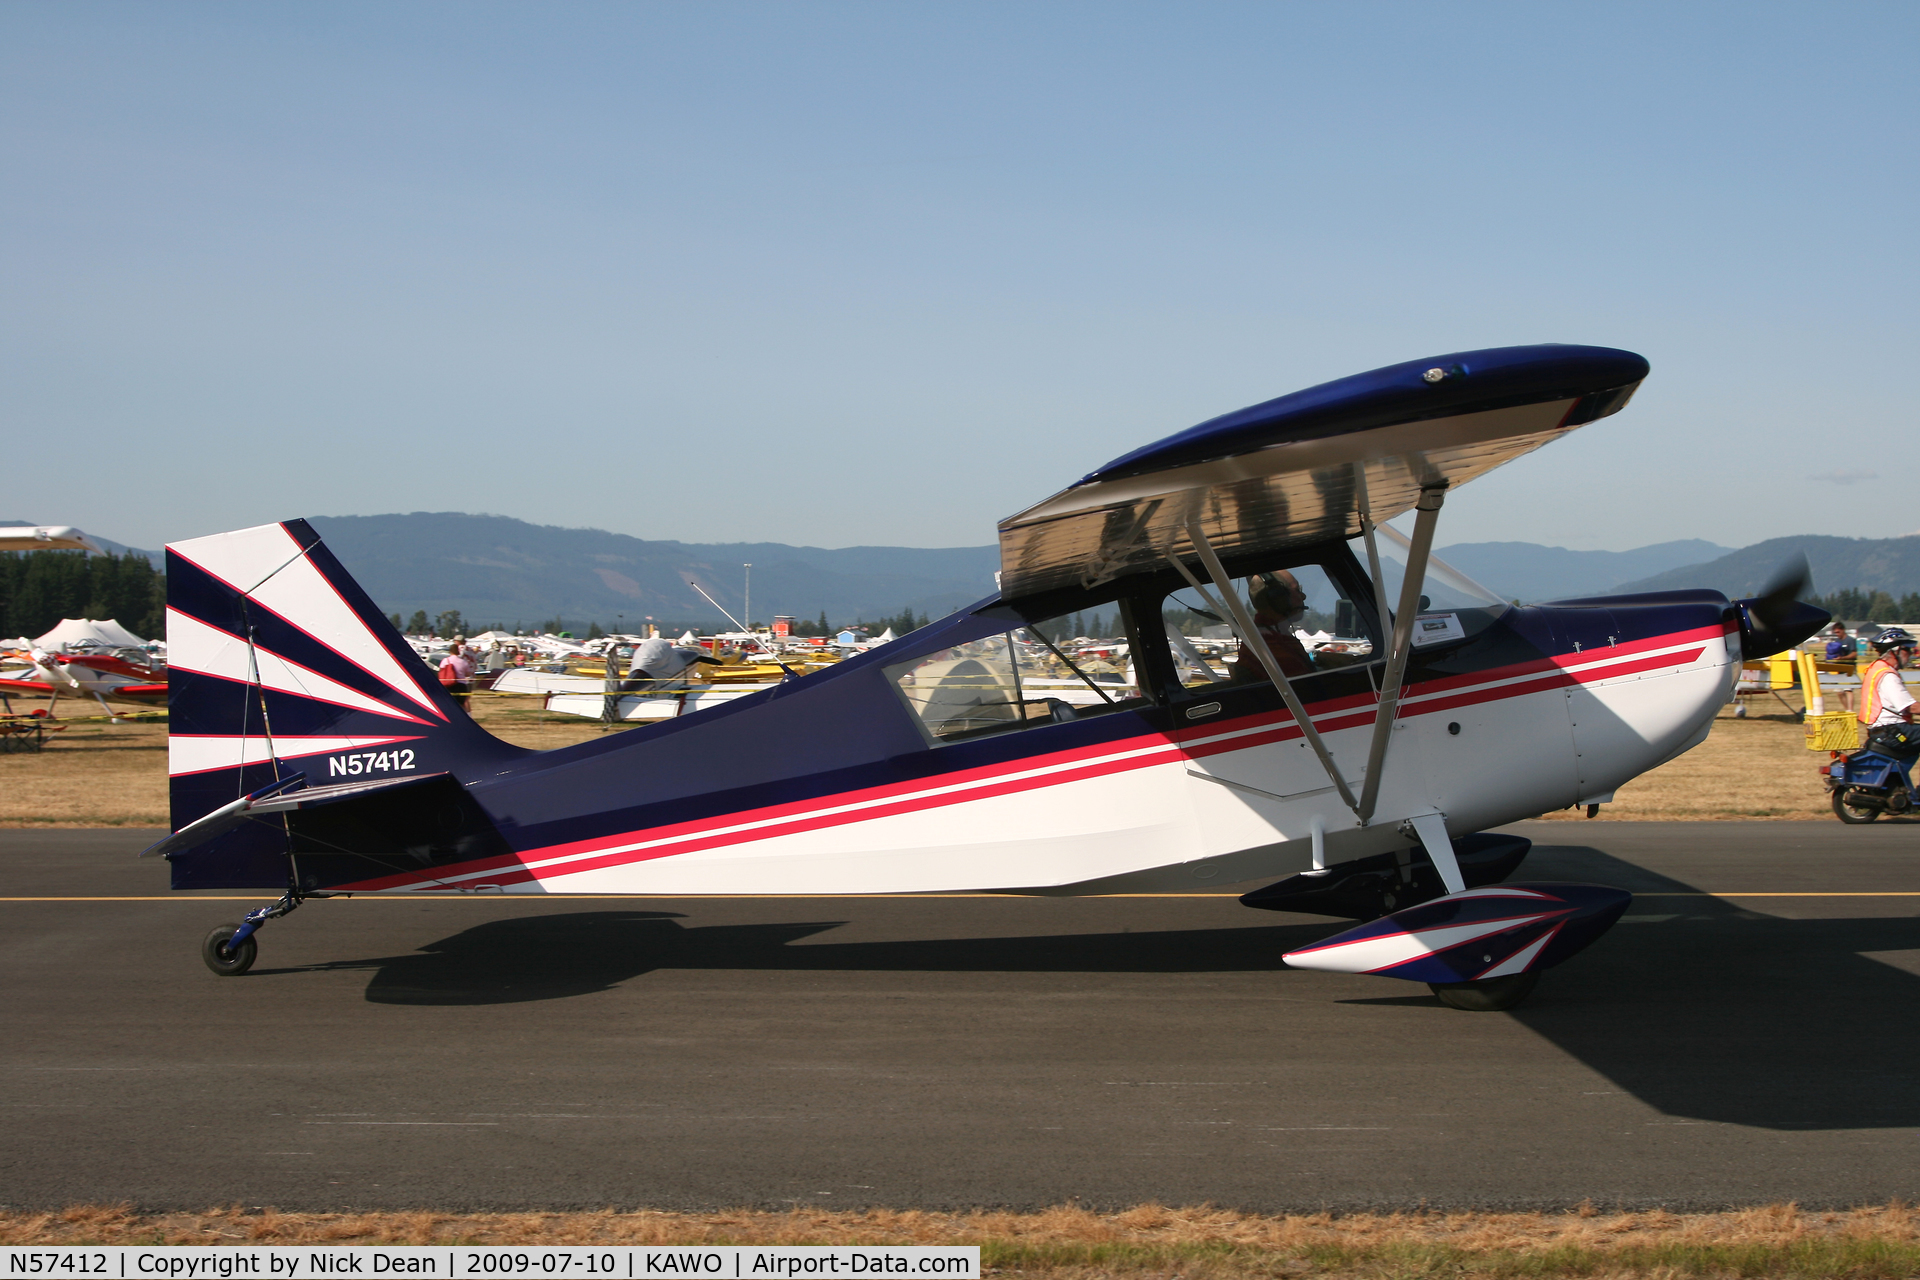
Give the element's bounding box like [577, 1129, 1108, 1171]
[201, 888, 336, 976]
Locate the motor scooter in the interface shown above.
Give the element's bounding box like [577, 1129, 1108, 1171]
[1823, 734, 1920, 823]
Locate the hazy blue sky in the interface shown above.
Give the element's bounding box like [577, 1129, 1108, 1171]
[5, 2, 1915, 552]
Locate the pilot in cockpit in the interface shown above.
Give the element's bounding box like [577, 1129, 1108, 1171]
[1229, 571, 1315, 683]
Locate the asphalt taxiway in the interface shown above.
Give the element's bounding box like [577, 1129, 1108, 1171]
[2, 821, 1918, 1211]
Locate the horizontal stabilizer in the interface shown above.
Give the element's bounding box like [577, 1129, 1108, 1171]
[141, 770, 449, 861]
[1281, 882, 1630, 983]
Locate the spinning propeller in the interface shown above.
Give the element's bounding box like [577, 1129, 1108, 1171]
[1734, 552, 1830, 660]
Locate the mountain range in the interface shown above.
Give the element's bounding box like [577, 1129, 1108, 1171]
[1433, 539, 1732, 604]
[18, 512, 1920, 626]
[1611, 535, 1920, 599]
[305, 513, 1001, 629]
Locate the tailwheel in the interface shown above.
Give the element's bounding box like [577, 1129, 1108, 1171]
[1428, 971, 1537, 1011]
[201, 923, 257, 976]
[1833, 789, 1882, 824]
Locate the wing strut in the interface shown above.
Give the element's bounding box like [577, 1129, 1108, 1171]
[1357, 482, 1446, 825]
[1353, 465, 1397, 659]
[1178, 517, 1361, 816]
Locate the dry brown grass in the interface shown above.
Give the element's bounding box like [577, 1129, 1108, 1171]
[1539, 696, 1834, 823]
[466, 693, 644, 751]
[7, 1203, 1920, 1276]
[0, 703, 170, 826]
[0, 693, 1843, 828]
[0, 694, 615, 828]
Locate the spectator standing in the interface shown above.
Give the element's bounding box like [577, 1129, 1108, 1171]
[1825, 623, 1857, 662]
[438, 640, 477, 712]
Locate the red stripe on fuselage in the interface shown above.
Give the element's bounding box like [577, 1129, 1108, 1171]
[1177, 643, 1710, 760]
[339, 628, 1724, 892]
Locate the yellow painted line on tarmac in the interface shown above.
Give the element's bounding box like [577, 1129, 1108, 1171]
[1638, 892, 1920, 897]
[0, 892, 1244, 902]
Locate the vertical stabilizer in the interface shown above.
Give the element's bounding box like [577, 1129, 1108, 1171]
[164, 519, 523, 887]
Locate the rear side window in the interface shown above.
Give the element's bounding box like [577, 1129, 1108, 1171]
[886, 608, 1145, 745]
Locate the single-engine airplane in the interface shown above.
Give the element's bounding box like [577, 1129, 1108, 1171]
[147, 344, 1827, 1009]
[0, 648, 168, 715]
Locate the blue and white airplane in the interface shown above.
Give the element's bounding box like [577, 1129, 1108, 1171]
[147, 344, 1827, 1010]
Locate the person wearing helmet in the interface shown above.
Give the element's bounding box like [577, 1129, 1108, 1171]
[1858, 630, 1919, 751]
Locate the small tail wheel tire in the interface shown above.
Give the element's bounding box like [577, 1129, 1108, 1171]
[1834, 789, 1882, 824]
[201, 923, 257, 976]
[1428, 971, 1538, 1011]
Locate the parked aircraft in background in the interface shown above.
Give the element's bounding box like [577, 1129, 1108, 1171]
[0, 649, 167, 714]
[0, 525, 104, 553]
[145, 344, 1825, 1009]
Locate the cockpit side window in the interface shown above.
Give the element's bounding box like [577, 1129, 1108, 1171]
[1156, 551, 1383, 697]
[885, 604, 1149, 746]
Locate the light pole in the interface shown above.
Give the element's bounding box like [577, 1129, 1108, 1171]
[743, 563, 752, 635]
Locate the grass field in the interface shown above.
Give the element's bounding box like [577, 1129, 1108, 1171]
[0, 692, 1846, 827]
[0, 693, 639, 827]
[7, 1203, 1920, 1277]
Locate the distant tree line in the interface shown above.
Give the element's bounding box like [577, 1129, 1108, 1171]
[389, 609, 503, 639]
[378, 603, 960, 640]
[0, 550, 165, 643]
[1807, 589, 1920, 624]
[378, 605, 1146, 643]
[1164, 605, 1336, 636]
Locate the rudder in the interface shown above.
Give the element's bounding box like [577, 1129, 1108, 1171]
[163, 519, 524, 888]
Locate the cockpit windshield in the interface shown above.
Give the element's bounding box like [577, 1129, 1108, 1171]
[1352, 525, 1511, 648]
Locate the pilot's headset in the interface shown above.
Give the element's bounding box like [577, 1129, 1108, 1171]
[1251, 572, 1304, 621]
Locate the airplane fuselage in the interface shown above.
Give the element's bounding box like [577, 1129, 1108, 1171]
[174, 584, 1735, 897]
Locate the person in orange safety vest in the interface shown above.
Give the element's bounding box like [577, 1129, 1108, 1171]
[1858, 627, 1918, 727]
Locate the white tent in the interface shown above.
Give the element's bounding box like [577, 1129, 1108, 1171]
[468, 630, 519, 645]
[34, 618, 148, 650]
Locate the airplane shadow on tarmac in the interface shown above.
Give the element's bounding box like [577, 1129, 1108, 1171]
[258, 840, 1920, 1133]
[269, 912, 1324, 1005]
[1503, 842, 1920, 1134]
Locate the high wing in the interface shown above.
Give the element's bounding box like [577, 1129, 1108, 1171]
[996, 344, 1648, 601]
[0, 526, 104, 554]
